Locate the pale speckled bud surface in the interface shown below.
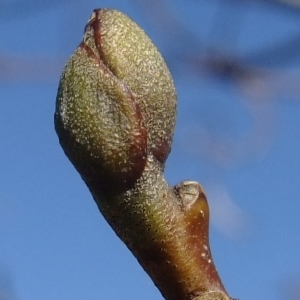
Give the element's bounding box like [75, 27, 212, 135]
[55, 9, 176, 192]
[55, 8, 235, 300]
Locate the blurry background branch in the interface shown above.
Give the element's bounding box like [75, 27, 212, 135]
[250, 0, 300, 11]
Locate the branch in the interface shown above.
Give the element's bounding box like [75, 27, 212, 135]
[54, 9, 236, 300]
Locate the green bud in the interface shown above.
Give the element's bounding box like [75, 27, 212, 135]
[55, 9, 176, 193]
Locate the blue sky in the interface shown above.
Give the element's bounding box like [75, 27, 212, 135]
[1, 1, 300, 300]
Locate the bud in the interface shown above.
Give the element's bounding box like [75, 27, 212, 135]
[55, 9, 234, 300]
[55, 9, 176, 193]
